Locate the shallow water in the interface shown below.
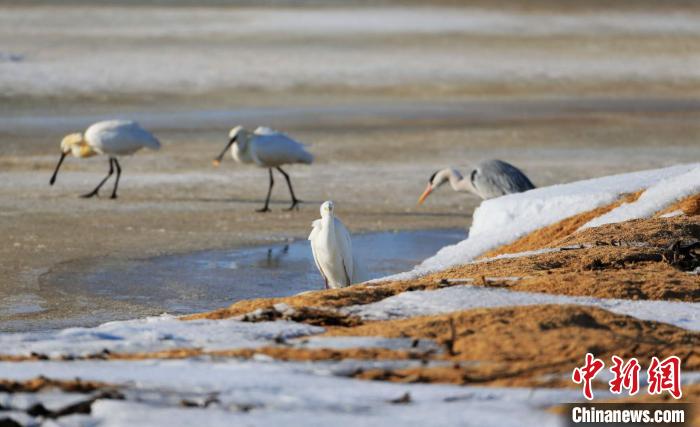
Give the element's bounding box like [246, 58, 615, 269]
[41, 228, 465, 318]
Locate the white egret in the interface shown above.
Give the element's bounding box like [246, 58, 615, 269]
[49, 120, 161, 199]
[308, 201, 367, 289]
[213, 126, 313, 212]
[418, 159, 535, 204]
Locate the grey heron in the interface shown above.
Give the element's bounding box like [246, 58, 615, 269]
[418, 159, 535, 204]
[214, 126, 313, 212]
[308, 201, 367, 289]
[49, 120, 161, 199]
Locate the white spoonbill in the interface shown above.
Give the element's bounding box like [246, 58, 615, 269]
[418, 159, 535, 204]
[213, 126, 313, 212]
[49, 120, 161, 199]
[308, 201, 367, 289]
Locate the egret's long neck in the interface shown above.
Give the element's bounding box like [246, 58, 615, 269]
[321, 212, 336, 244]
[321, 212, 334, 232]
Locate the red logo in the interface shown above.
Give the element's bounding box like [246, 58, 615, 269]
[572, 353, 605, 400]
[647, 356, 682, 399]
[609, 355, 641, 395]
[572, 354, 682, 400]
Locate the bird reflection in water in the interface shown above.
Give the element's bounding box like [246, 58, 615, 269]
[258, 244, 290, 268]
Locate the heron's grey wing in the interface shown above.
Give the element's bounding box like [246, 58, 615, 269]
[253, 126, 278, 136]
[472, 160, 536, 199]
[86, 120, 160, 154]
[333, 217, 354, 285]
[252, 133, 313, 166]
[309, 220, 329, 286]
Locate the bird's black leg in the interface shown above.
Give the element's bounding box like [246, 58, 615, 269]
[276, 166, 301, 211]
[110, 158, 122, 199]
[256, 168, 274, 213]
[81, 158, 114, 198]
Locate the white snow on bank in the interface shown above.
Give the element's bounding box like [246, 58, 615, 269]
[384, 163, 699, 281]
[0, 316, 444, 358]
[0, 315, 322, 357]
[0, 391, 91, 413]
[581, 167, 700, 229]
[346, 286, 700, 331]
[0, 359, 586, 427]
[660, 210, 684, 218]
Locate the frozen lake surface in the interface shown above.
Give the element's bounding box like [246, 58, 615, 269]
[22, 229, 465, 330]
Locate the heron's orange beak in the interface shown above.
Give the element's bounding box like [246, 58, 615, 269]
[417, 184, 433, 205]
[212, 159, 221, 168]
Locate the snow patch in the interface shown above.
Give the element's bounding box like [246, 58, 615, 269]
[0, 358, 587, 427]
[0, 314, 323, 357]
[581, 167, 700, 229]
[345, 286, 700, 331]
[659, 210, 684, 218]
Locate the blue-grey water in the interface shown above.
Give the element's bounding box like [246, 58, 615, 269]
[44, 228, 465, 316]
